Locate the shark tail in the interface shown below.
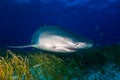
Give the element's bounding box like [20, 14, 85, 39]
[6, 45, 36, 48]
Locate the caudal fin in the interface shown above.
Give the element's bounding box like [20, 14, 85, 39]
[6, 45, 35, 48]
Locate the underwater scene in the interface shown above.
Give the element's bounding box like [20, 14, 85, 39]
[0, 0, 120, 80]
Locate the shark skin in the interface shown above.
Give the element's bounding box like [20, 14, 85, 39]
[6, 26, 93, 53]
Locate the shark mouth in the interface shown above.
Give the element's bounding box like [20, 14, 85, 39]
[56, 47, 76, 52]
[66, 47, 75, 52]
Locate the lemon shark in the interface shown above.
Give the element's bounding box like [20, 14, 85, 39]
[7, 25, 93, 53]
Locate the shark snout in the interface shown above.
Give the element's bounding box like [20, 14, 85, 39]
[75, 42, 93, 49]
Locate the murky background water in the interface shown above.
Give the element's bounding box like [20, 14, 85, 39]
[0, 0, 120, 80]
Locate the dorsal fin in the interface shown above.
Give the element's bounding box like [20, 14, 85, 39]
[31, 25, 68, 44]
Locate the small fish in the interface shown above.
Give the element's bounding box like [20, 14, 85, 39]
[6, 25, 93, 53]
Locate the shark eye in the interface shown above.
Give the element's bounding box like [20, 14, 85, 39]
[75, 43, 78, 45]
[53, 46, 56, 49]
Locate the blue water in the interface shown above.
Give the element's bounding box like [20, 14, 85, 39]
[0, 0, 120, 46]
[0, 1, 120, 80]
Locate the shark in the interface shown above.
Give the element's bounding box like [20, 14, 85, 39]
[7, 25, 93, 53]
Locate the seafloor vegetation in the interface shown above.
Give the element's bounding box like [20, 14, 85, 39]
[0, 45, 120, 80]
